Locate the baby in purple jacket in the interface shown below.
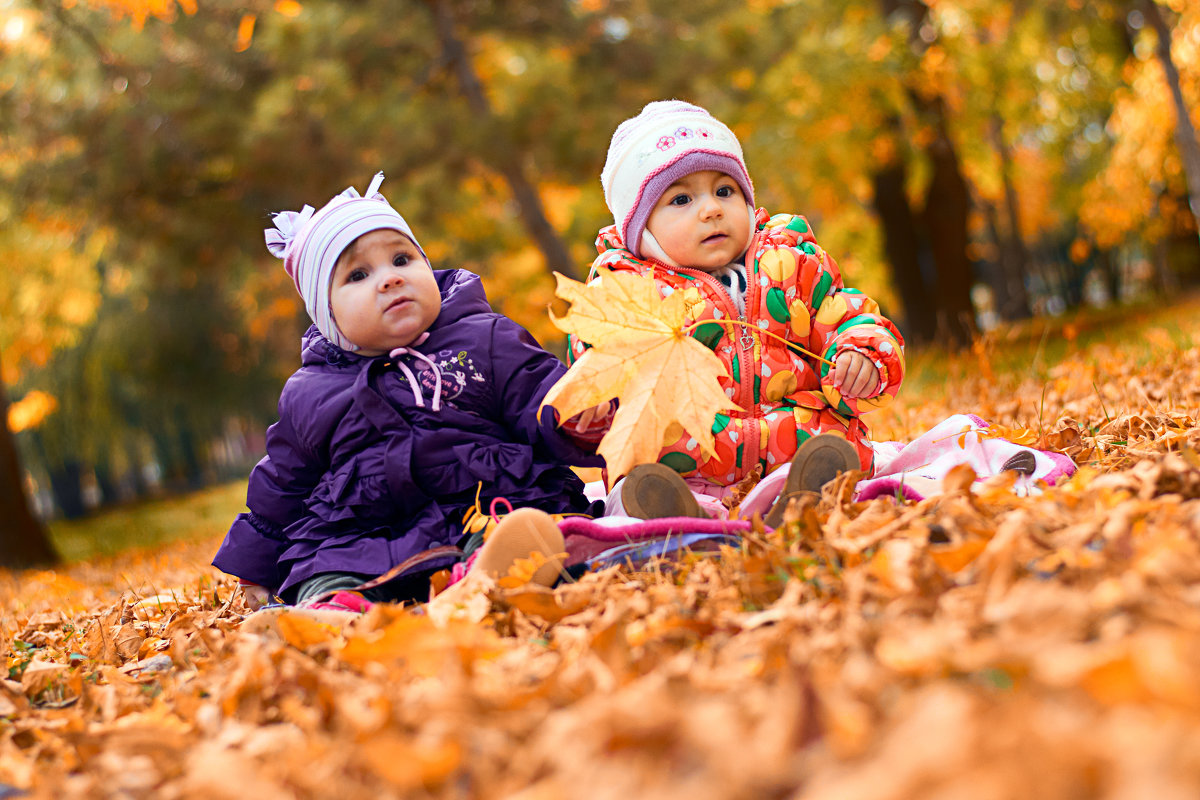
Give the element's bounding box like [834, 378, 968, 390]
[213, 173, 610, 611]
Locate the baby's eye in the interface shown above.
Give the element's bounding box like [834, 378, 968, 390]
[393, 253, 410, 267]
[347, 268, 368, 283]
[668, 193, 690, 207]
[716, 185, 736, 198]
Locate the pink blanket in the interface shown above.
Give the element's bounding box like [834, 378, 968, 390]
[585, 414, 1077, 520]
[851, 413, 1075, 501]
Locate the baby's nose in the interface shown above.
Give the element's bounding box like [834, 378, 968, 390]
[379, 268, 405, 289]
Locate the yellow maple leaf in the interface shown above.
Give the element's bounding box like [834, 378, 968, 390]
[542, 269, 740, 481]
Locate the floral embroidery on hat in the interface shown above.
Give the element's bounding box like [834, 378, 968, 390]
[657, 135, 676, 151]
[675, 126, 694, 139]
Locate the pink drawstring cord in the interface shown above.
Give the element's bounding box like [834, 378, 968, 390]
[489, 497, 513, 524]
[389, 332, 443, 411]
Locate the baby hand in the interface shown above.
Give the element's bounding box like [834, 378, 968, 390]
[239, 580, 272, 611]
[833, 351, 880, 398]
[562, 400, 615, 447]
[568, 400, 614, 431]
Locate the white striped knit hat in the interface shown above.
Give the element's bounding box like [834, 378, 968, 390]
[601, 100, 754, 259]
[265, 172, 424, 351]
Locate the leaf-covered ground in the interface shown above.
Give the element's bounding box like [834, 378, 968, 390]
[5, 301, 1200, 799]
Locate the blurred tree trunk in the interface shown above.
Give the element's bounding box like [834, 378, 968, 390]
[1143, 0, 1200, 244]
[151, 428, 177, 491]
[1149, 184, 1182, 297]
[979, 201, 1010, 314]
[1153, 229, 1179, 296]
[0, 378, 59, 568]
[988, 114, 1032, 320]
[124, 438, 148, 499]
[1169, 227, 1200, 286]
[31, 430, 86, 520]
[176, 416, 204, 490]
[94, 458, 119, 507]
[876, 0, 977, 348]
[47, 460, 87, 520]
[1097, 248, 1122, 305]
[427, 0, 578, 281]
[922, 112, 977, 346]
[872, 149, 937, 344]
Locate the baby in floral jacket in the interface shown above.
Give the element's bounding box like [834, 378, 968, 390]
[570, 100, 905, 524]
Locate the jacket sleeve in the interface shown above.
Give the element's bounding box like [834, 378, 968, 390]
[787, 219, 906, 416]
[490, 315, 606, 467]
[211, 403, 325, 590]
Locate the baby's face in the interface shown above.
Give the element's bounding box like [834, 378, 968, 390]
[645, 170, 751, 271]
[329, 229, 441, 355]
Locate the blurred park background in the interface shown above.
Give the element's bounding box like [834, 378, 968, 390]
[2, 0, 1200, 566]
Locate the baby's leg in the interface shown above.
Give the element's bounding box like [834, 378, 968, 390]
[295, 568, 447, 607]
[240, 572, 376, 634]
[294, 571, 374, 604]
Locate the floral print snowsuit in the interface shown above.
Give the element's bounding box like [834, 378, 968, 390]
[569, 208, 905, 486]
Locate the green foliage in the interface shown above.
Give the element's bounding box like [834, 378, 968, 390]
[47, 480, 245, 562]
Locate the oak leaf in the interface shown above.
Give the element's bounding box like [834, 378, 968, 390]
[542, 269, 740, 481]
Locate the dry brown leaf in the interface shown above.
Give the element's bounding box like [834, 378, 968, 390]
[357, 734, 462, 789]
[941, 463, 978, 495]
[496, 585, 593, 624]
[20, 657, 68, 697]
[339, 611, 502, 676]
[929, 538, 989, 573]
[275, 612, 343, 651]
[112, 622, 145, 662]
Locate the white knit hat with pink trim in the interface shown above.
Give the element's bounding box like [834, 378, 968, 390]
[601, 100, 754, 259]
[264, 172, 425, 351]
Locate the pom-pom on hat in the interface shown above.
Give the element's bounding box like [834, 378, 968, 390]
[265, 172, 425, 351]
[601, 100, 754, 259]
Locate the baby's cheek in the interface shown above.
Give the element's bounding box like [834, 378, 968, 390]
[423, 291, 443, 326]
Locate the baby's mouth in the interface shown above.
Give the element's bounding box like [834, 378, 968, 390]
[702, 232, 728, 244]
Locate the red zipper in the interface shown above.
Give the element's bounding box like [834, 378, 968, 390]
[645, 229, 762, 478]
[738, 234, 761, 474]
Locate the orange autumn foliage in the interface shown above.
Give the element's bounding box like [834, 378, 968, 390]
[5, 307, 1200, 796]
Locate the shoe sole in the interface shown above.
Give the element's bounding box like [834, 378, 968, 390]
[621, 463, 707, 520]
[765, 435, 861, 527]
[472, 507, 566, 587]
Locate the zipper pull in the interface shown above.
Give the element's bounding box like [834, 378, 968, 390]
[739, 318, 755, 351]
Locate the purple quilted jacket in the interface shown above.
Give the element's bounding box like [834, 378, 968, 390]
[213, 269, 601, 597]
